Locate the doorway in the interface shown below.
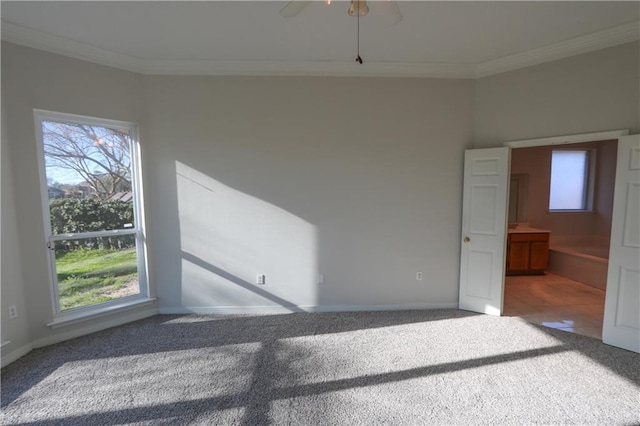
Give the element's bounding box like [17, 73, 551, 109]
[502, 138, 618, 339]
[459, 132, 638, 351]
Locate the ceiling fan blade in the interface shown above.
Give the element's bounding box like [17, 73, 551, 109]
[279, 1, 312, 18]
[371, 0, 403, 25]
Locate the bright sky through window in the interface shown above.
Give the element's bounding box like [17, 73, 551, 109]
[549, 150, 588, 210]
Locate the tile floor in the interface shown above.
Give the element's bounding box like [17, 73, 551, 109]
[503, 273, 605, 339]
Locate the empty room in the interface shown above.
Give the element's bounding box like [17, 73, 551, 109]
[1, 1, 639, 424]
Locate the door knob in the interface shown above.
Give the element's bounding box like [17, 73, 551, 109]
[464, 237, 471, 243]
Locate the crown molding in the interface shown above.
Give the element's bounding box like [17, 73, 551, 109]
[476, 21, 640, 78]
[143, 58, 476, 78]
[1, 21, 146, 74]
[2, 19, 638, 79]
[0, 21, 474, 78]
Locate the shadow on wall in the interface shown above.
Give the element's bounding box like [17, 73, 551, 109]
[174, 162, 318, 311]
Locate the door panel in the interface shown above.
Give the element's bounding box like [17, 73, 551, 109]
[603, 135, 640, 353]
[508, 242, 529, 271]
[459, 148, 510, 315]
[466, 250, 494, 298]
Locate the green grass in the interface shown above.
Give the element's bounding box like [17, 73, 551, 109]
[56, 248, 139, 311]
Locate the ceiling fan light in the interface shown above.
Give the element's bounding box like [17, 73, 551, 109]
[348, 1, 369, 17]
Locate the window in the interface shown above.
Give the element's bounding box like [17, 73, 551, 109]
[35, 111, 148, 316]
[549, 150, 593, 211]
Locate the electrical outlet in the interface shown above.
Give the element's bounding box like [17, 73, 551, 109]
[416, 272, 423, 281]
[256, 274, 266, 285]
[8, 305, 17, 319]
[318, 273, 325, 285]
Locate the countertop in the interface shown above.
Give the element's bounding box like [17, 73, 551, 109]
[508, 227, 551, 234]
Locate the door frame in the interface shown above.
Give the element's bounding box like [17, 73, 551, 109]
[503, 130, 629, 149]
[501, 129, 629, 330]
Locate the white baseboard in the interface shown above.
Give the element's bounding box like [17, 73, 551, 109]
[4, 303, 457, 366]
[308, 303, 458, 313]
[1, 343, 34, 368]
[32, 307, 158, 349]
[159, 303, 458, 315]
[159, 306, 297, 315]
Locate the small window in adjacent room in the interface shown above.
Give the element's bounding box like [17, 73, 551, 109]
[549, 150, 593, 211]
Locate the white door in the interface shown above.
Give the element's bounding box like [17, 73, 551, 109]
[459, 148, 510, 315]
[602, 134, 640, 353]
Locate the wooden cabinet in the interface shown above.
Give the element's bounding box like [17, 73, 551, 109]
[506, 232, 549, 275]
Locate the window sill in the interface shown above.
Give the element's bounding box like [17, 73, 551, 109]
[47, 297, 156, 329]
[548, 210, 594, 213]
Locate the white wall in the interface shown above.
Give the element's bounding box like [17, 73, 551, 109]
[1, 96, 32, 362]
[474, 42, 640, 147]
[2, 42, 473, 351]
[143, 76, 474, 312]
[2, 38, 639, 353]
[1, 43, 156, 346]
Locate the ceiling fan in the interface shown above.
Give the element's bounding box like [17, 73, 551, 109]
[280, 1, 403, 25]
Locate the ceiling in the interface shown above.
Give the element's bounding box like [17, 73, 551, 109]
[2, 1, 639, 78]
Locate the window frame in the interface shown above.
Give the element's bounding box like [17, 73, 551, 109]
[548, 148, 596, 213]
[34, 109, 150, 321]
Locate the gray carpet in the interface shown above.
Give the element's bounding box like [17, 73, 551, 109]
[1, 309, 639, 425]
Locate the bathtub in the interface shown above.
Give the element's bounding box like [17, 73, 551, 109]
[548, 236, 609, 290]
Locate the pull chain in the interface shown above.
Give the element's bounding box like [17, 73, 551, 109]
[355, 1, 363, 64]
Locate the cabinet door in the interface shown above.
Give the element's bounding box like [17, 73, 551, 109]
[508, 241, 530, 271]
[530, 241, 549, 270]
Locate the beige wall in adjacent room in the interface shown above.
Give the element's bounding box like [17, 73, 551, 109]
[510, 141, 617, 243]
